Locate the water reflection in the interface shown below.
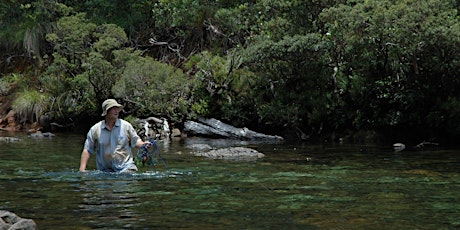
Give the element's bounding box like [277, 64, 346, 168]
[78, 175, 141, 227]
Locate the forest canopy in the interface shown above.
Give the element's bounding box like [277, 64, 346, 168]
[1, 0, 460, 143]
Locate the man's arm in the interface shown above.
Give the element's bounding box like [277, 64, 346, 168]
[79, 149, 91, 172]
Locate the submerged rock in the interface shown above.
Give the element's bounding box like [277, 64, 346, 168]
[0, 137, 21, 142]
[393, 141, 439, 152]
[0, 210, 37, 230]
[29, 131, 55, 138]
[187, 143, 214, 151]
[192, 147, 264, 160]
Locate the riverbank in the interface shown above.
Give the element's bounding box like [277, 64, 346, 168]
[0, 89, 456, 147]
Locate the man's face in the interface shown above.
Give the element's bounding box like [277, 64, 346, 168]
[106, 106, 120, 119]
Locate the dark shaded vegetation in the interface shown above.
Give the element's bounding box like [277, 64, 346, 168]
[2, 0, 460, 144]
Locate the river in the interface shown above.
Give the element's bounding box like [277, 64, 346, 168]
[0, 132, 459, 229]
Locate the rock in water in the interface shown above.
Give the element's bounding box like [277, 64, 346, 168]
[393, 143, 406, 152]
[192, 147, 264, 160]
[0, 210, 37, 230]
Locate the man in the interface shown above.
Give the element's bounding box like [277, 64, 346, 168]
[79, 99, 150, 173]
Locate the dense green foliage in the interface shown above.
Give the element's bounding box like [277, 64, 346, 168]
[319, 0, 460, 139]
[112, 52, 190, 123]
[2, 0, 460, 142]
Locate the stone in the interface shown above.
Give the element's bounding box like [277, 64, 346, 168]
[171, 128, 181, 137]
[0, 210, 37, 230]
[0, 137, 22, 142]
[29, 131, 55, 138]
[393, 143, 405, 152]
[192, 147, 265, 160]
[187, 144, 214, 151]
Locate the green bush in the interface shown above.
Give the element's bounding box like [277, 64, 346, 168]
[112, 55, 191, 122]
[185, 51, 260, 126]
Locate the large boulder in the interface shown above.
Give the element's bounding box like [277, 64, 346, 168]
[0, 210, 37, 230]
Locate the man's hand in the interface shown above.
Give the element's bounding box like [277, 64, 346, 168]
[136, 139, 151, 148]
[143, 141, 151, 148]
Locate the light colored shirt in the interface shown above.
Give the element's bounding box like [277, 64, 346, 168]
[84, 119, 140, 172]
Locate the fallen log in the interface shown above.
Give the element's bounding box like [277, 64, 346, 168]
[184, 118, 283, 141]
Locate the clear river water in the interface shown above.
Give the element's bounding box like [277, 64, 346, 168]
[0, 132, 459, 229]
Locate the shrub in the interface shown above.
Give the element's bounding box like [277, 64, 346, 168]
[12, 90, 49, 123]
[112, 55, 191, 123]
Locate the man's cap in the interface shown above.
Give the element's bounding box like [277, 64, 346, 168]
[101, 99, 123, 116]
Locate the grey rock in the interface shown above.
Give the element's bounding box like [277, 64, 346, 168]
[187, 144, 214, 151]
[0, 211, 37, 230]
[0, 137, 21, 143]
[192, 147, 264, 160]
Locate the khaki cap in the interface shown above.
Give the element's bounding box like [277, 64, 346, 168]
[101, 99, 123, 116]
